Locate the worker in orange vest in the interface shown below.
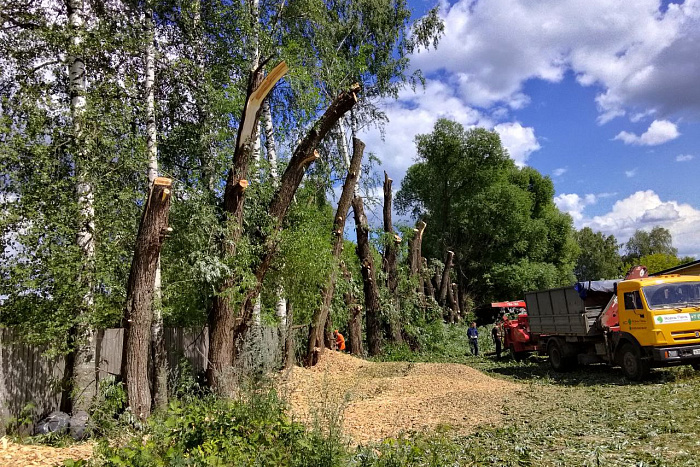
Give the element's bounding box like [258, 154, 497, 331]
[333, 330, 346, 351]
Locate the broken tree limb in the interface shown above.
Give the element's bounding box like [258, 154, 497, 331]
[305, 137, 365, 366]
[209, 61, 288, 392]
[222, 84, 361, 371]
[122, 177, 173, 420]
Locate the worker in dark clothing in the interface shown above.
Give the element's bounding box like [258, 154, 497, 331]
[491, 322, 502, 360]
[467, 322, 479, 356]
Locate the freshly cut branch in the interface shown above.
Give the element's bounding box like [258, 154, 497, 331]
[305, 137, 365, 366]
[122, 177, 173, 420]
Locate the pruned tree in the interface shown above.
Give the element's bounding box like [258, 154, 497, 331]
[305, 137, 365, 365]
[122, 177, 173, 420]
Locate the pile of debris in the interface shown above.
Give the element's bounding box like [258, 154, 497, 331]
[0, 437, 92, 466]
[281, 351, 522, 443]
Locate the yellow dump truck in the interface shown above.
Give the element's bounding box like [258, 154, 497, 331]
[524, 266, 700, 380]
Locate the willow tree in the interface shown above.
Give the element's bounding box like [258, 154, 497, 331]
[397, 119, 578, 306]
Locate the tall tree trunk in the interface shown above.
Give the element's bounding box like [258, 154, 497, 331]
[262, 100, 279, 181]
[208, 61, 288, 392]
[382, 171, 402, 343]
[408, 220, 426, 285]
[382, 172, 399, 295]
[352, 192, 381, 356]
[208, 79, 356, 391]
[144, 7, 167, 412]
[122, 178, 173, 421]
[342, 263, 363, 356]
[423, 258, 434, 298]
[305, 136, 364, 366]
[438, 250, 454, 307]
[66, 0, 97, 414]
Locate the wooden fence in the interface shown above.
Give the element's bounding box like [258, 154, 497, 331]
[0, 326, 282, 434]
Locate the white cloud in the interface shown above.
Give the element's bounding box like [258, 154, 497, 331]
[614, 119, 680, 146]
[576, 190, 700, 257]
[494, 122, 540, 166]
[411, 0, 700, 119]
[554, 193, 597, 222]
[625, 168, 638, 178]
[359, 80, 541, 180]
[553, 167, 567, 177]
[676, 154, 694, 162]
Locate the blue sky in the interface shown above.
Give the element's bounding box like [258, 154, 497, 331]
[358, 0, 700, 257]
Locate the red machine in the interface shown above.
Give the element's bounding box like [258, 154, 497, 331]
[492, 301, 535, 360]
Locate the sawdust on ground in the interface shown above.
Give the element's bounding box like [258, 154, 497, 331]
[279, 351, 523, 444]
[0, 437, 93, 466]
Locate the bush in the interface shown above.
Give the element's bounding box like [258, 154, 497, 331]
[94, 383, 351, 467]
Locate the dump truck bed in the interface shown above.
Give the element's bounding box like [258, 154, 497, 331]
[525, 285, 610, 336]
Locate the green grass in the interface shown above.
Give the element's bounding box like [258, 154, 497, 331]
[378, 323, 700, 466]
[65, 322, 700, 466]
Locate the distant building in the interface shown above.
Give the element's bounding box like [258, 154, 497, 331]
[651, 259, 700, 276]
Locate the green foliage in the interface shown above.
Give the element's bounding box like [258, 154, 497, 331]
[631, 253, 683, 275]
[396, 119, 577, 304]
[94, 386, 351, 467]
[87, 378, 129, 438]
[624, 226, 678, 263]
[574, 227, 622, 281]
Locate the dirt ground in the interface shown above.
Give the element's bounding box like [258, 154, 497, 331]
[280, 351, 523, 444]
[0, 436, 93, 466]
[1, 353, 522, 462]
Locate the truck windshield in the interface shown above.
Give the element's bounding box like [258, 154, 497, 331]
[642, 281, 700, 309]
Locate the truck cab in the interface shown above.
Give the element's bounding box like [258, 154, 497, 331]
[617, 275, 700, 376]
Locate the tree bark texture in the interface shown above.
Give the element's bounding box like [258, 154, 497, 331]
[408, 220, 426, 290]
[305, 137, 364, 365]
[208, 61, 288, 392]
[144, 8, 167, 412]
[438, 250, 454, 306]
[122, 177, 173, 420]
[423, 258, 434, 298]
[342, 263, 363, 356]
[226, 85, 360, 371]
[66, 0, 98, 414]
[352, 194, 382, 356]
[382, 172, 399, 296]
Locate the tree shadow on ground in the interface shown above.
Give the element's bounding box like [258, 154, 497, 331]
[482, 354, 694, 387]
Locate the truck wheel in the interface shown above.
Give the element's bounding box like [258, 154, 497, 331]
[691, 362, 700, 371]
[619, 344, 650, 381]
[547, 340, 572, 372]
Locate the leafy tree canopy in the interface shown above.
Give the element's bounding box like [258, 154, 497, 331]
[396, 118, 578, 305]
[574, 227, 622, 281]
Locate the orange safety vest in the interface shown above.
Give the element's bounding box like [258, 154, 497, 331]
[335, 332, 346, 350]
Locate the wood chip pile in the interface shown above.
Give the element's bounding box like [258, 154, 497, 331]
[0, 437, 93, 466]
[280, 351, 522, 444]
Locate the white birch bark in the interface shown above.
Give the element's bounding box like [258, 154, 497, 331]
[145, 8, 167, 410]
[336, 117, 359, 196]
[69, 0, 97, 413]
[262, 100, 278, 182]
